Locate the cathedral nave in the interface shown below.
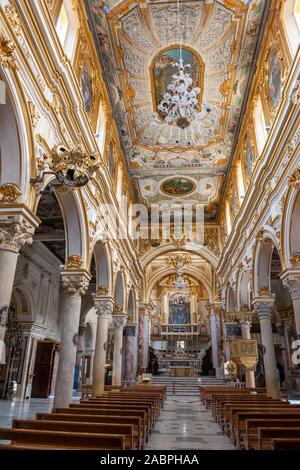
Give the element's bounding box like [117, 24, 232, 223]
[0, 0, 300, 454]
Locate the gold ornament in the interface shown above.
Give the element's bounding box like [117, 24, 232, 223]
[258, 287, 271, 296]
[0, 184, 21, 203]
[290, 254, 300, 267]
[66, 256, 83, 269]
[0, 32, 18, 69]
[97, 286, 109, 296]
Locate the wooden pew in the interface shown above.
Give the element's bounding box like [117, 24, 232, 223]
[36, 412, 143, 449]
[68, 402, 153, 431]
[230, 408, 300, 446]
[244, 419, 300, 450]
[232, 410, 300, 449]
[82, 397, 157, 420]
[0, 428, 125, 450]
[272, 438, 300, 450]
[257, 427, 300, 450]
[12, 419, 136, 450]
[52, 407, 149, 443]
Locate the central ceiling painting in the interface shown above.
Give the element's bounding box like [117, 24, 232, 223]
[86, 0, 266, 220]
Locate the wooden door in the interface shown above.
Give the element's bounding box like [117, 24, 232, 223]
[31, 342, 54, 398]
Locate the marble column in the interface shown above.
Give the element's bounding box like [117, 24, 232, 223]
[253, 298, 280, 399]
[0, 217, 38, 363]
[281, 272, 300, 336]
[123, 323, 138, 385]
[112, 313, 127, 386]
[138, 305, 150, 373]
[53, 270, 90, 409]
[208, 304, 218, 372]
[92, 296, 114, 397]
[239, 318, 256, 388]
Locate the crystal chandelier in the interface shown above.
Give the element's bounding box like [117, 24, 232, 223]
[157, 58, 210, 130]
[153, 0, 211, 133]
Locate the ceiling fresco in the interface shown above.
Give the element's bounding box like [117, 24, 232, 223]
[86, 0, 267, 220]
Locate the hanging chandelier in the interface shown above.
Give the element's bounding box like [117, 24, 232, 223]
[157, 58, 210, 130]
[152, 0, 211, 133]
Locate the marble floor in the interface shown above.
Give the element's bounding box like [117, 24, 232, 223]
[0, 395, 235, 450]
[145, 395, 236, 450]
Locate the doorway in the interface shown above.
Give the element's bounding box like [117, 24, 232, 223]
[31, 341, 59, 398]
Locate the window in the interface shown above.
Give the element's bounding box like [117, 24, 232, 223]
[295, 0, 300, 29]
[225, 201, 232, 235]
[55, 1, 78, 59]
[253, 96, 268, 155]
[283, 0, 300, 56]
[56, 4, 69, 46]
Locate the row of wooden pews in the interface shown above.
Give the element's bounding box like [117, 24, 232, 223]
[0, 385, 166, 451]
[200, 385, 300, 450]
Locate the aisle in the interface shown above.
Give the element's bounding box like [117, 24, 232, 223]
[145, 395, 236, 450]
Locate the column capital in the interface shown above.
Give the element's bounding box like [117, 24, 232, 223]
[252, 296, 274, 320]
[0, 206, 40, 253]
[239, 318, 252, 328]
[112, 314, 127, 330]
[60, 269, 91, 296]
[280, 269, 300, 301]
[93, 296, 114, 320]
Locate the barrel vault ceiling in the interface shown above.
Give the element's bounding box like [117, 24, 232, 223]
[86, 0, 267, 220]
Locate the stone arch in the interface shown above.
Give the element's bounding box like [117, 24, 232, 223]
[252, 229, 282, 297]
[145, 266, 212, 303]
[92, 241, 113, 296]
[0, 69, 35, 204]
[282, 180, 300, 270]
[34, 182, 89, 268]
[140, 242, 219, 270]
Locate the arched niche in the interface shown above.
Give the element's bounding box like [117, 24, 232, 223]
[252, 230, 282, 297]
[236, 270, 251, 311]
[0, 71, 34, 202]
[114, 271, 125, 311]
[92, 241, 112, 295]
[35, 182, 88, 268]
[11, 287, 34, 323]
[226, 286, 235, 313]
[127, 290, 136, 322]
[282, 182, 300, 269]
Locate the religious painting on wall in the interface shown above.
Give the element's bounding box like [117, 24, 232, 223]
[80, 62, 93, 114]
[267, 48, 282, 109]
[169, 301, 191, 325]
[160, 177, 196, 197]
[153, 48, 201, 118]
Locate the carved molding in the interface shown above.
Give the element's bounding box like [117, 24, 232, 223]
[0, 32, 18, 69]
[0, 221, 35, 253]
[60, 270, 90, 296]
